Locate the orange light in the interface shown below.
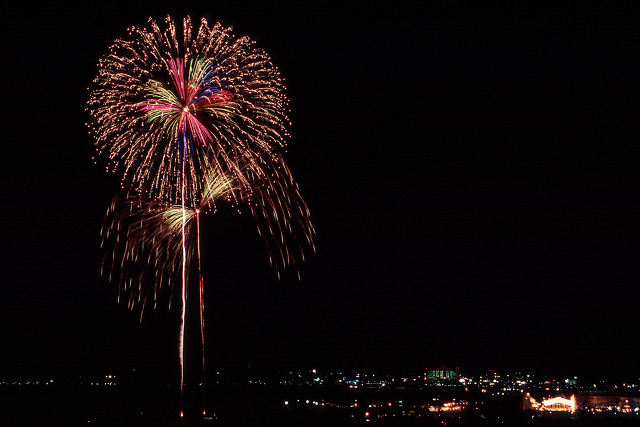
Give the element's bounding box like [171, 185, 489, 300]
[180, 410, 184, 418]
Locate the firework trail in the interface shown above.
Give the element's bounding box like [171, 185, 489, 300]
[90, 15, 315, 417]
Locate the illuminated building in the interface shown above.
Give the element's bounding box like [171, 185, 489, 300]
[427, 367, 459, 380]
[579, 392, 640, 411]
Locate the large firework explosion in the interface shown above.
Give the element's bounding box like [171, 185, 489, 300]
[89, 16, 289, 205]
[88, 15, 314, 413]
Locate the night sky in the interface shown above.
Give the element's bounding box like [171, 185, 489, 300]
[2, 2, 639, 383]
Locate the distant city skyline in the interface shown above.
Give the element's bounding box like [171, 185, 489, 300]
[3, 363, 639, 424]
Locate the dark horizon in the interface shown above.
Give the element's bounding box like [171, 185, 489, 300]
[2, 1, 639, 384]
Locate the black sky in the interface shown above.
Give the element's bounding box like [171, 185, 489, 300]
[2, 1, 639, 382]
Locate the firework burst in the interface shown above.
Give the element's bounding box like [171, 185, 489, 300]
[100, 169, 237, 316]
[89, 14, 315, 278]
[88, 15, 291, 207]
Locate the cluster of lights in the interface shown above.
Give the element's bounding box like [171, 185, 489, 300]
[429, 401, 466, 412]
[0, 380, 54, 386]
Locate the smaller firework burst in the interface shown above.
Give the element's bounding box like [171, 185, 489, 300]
[101, 169, 237, 318]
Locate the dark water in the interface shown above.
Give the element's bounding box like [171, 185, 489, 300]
[2, 385, 639, 426]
